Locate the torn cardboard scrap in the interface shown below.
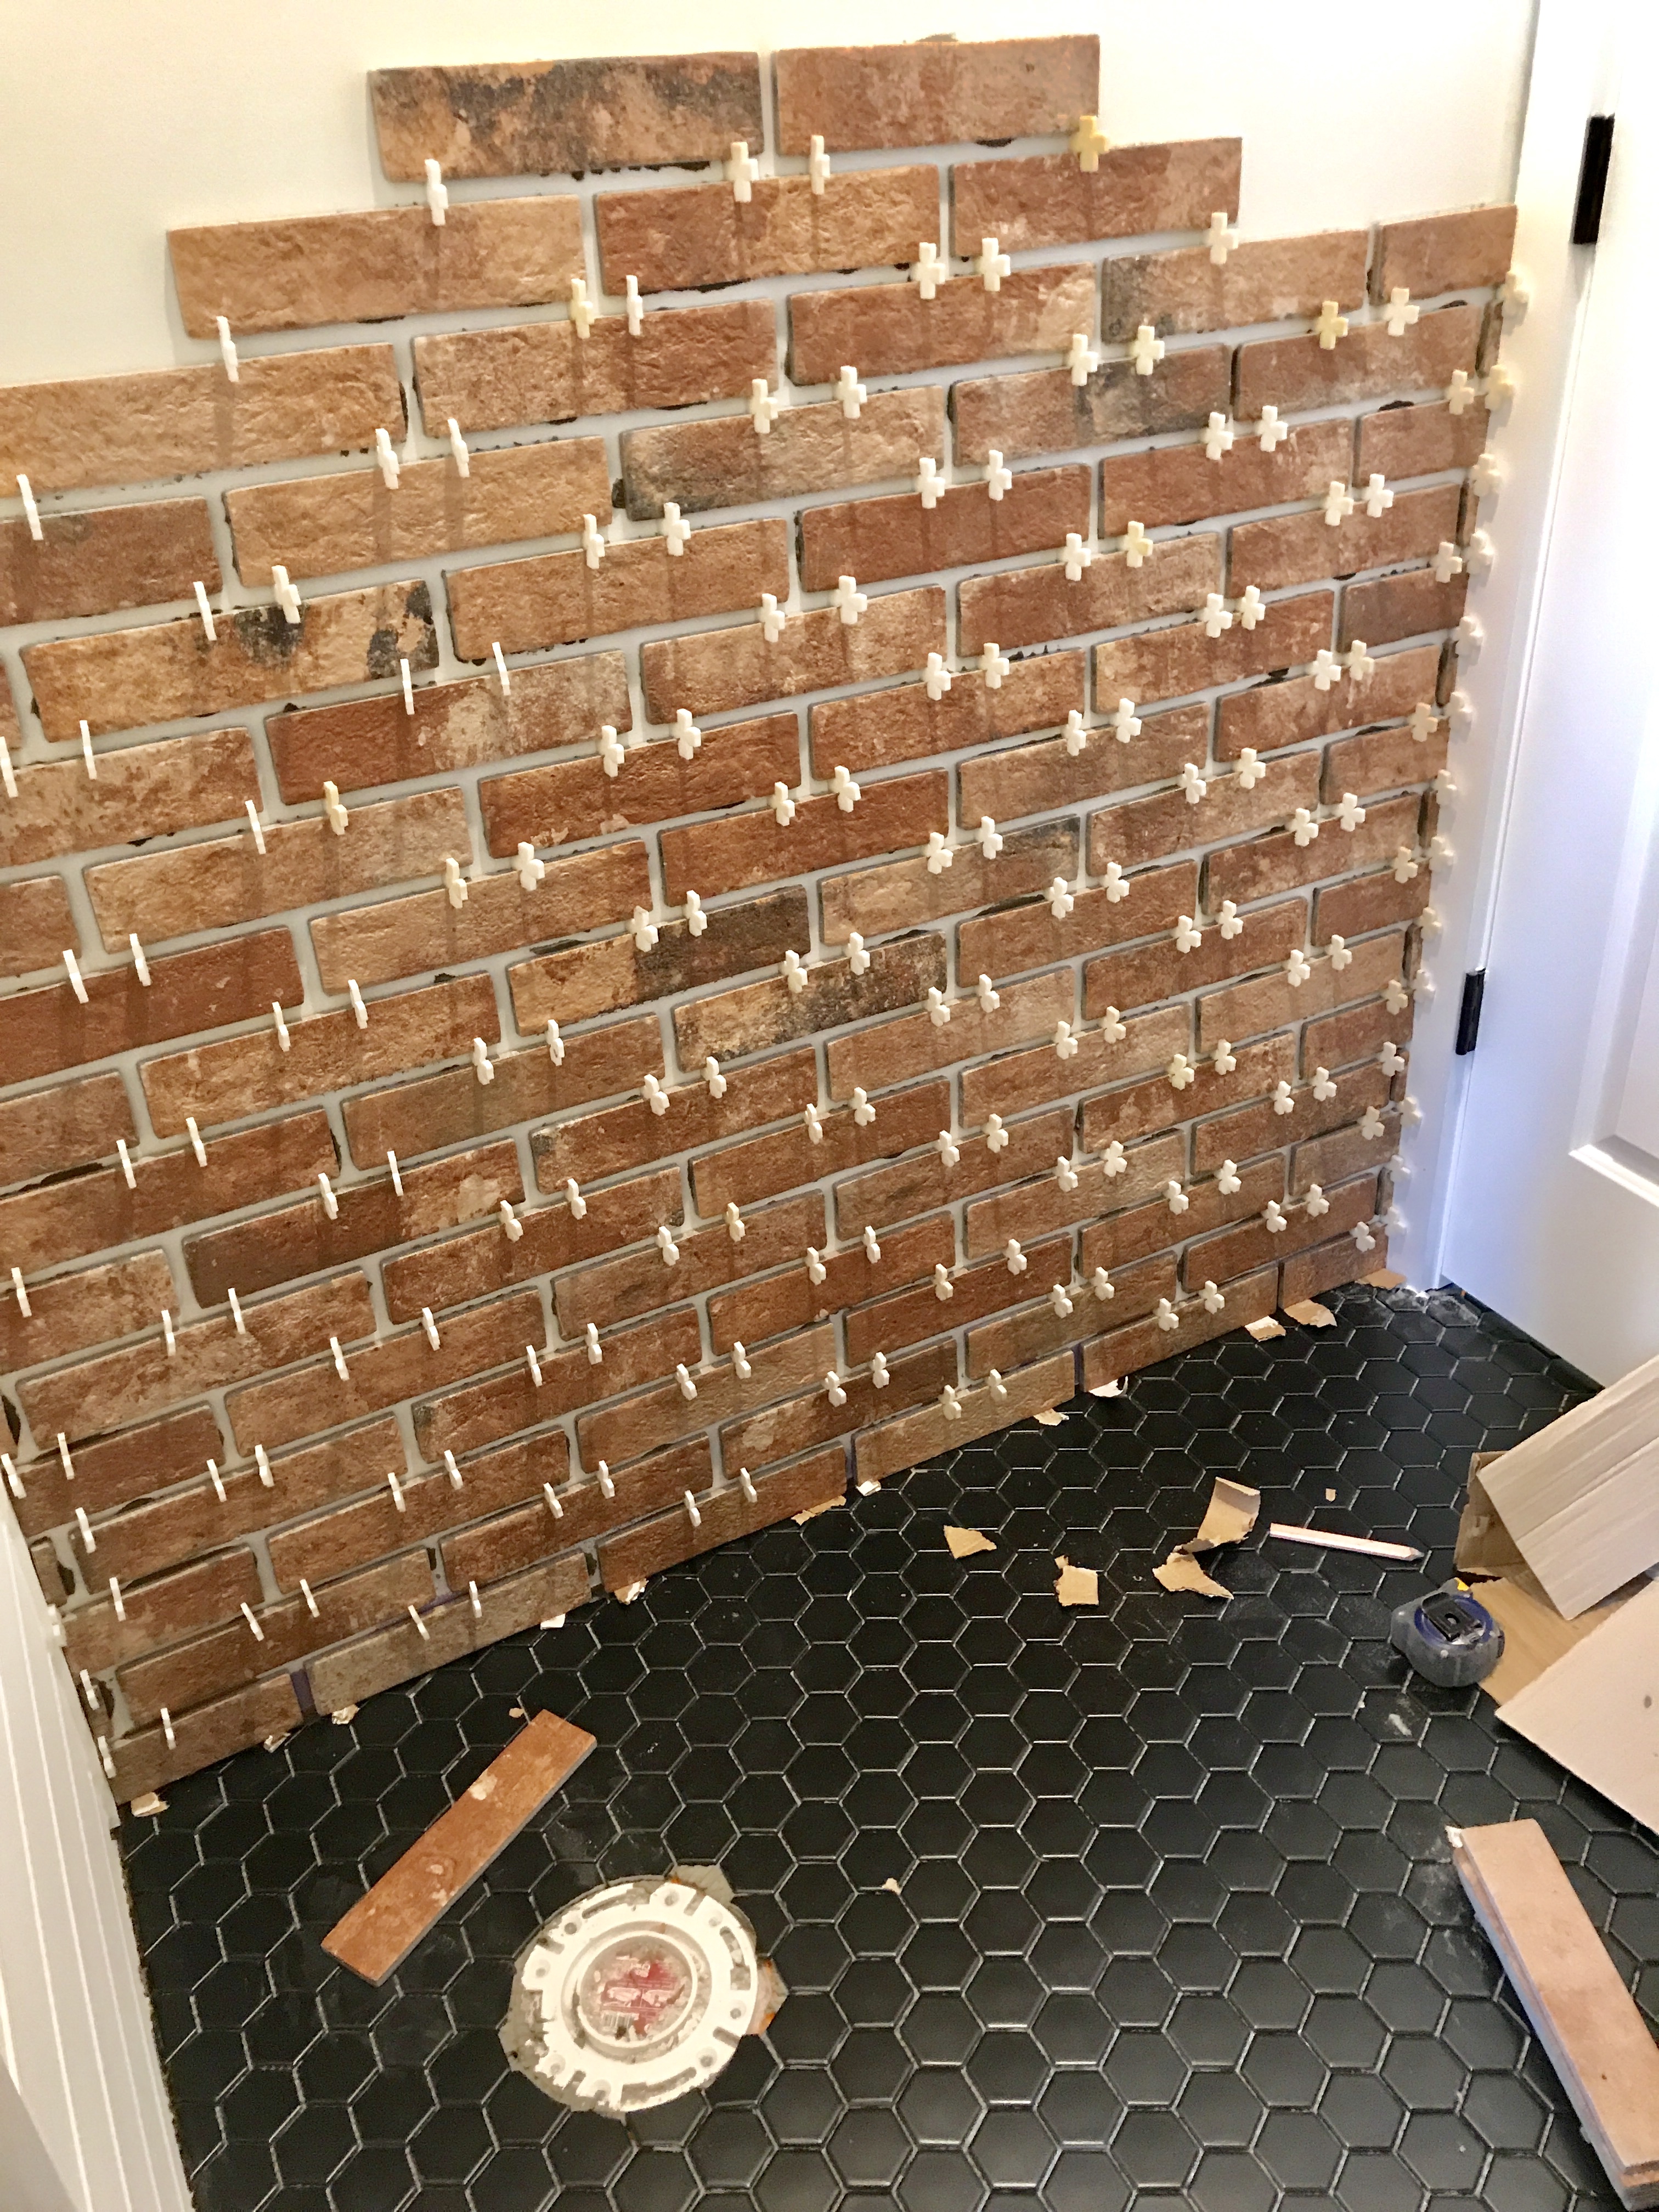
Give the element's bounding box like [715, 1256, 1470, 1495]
[1246, 1316, 1286, 1341]
[1032, 1408, 1066, 1426]
[1054, 1556, 1098, 1606]
[1496, 1576, 1659, 1836]
[1362, 1267, 1407, 1288]
[1154, 1552, 1232, 1599]
[1154, 1479, 1260, 1599]
[944, 1525, 997, 1559]
[1475, 1575, 1641, 1706]
[1284, 1298, 1335, 1328]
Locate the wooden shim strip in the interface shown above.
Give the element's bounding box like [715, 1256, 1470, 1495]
[1452, 1820, 1659, 2208]
[323, 1708, 596, 1985]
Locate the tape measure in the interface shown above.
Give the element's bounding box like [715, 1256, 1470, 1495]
[1389, 1583, 1504, 1688]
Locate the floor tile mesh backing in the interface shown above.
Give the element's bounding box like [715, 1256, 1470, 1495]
[120, 1283, 1659, 2212]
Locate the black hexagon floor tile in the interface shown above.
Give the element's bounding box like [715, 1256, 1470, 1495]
[121, 1285, 1659, 2212]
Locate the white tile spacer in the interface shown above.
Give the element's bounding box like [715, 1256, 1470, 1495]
[1359, 1103, 1387, 1142]
[1203, 413, 1235, 462]
[941, 1384, 964, 1421]
[630, 904, 661, 953]
[933, 1262, 955, 1302]
[214, 313, 240, 381]
[1179, 761, 1207, 804]
[1467, 528, 1496, 574]
[643, 1073, 670, 1115]
[1215, 1159, 1242, 1197]
[203, 1453, 228, 1503]
[343, 978, 368, 1030]
[915, 456, 943, 509]
[986, 449, 1013, 500]
[185, 1115, 208, 1165]
[984, 1112, 1008, 1153]
[700, 1053, 728, 1103]
[1168, 1052, 1195, 1091]
[7, 1265, 30, 1318]
[830, 762, 862, 810]
[978, 641, 1009, 689]
[1091, 1267, 1114, 1303]
[719, 1198, 746, 1248]
[675, 1361, 699, 1401]
[770, 779, 797, 827]
[926, 986, 951, 1029]
[238, 797, 268, 857]
[79, 721, 98, 781]
[405, 1602, 431, 1641]
[803, 1102, 823, 1144]
[1262, 1200, 1288, 1234]
[523, 1342, 544, 1387]
[831, 574, 867, 626]
[266, 996, 292, 1053]
[1217, 899, 1243, 940]
[1392, 846, 1420, 884]
[1205, 210, 1239, 264]
[977, 816, 1004, 861]
[656, 1223, 681, 1267]
[582, 513, 607, 569]
[496, 1198, 523, 1244]
[1285, 946, 1313, 985]
[316, 1170, 339, 1220]
[1054, 1019, 1079, 1061]
[1381, 286, 1419, 337]
[866, 1352, 890, 1395]
[825, 1369, 848, 1408]
[672, 708, 702, 761]
[844, 930, 871, 975]
[1256, 405, 1290, 453]
[545, 1017, 565, 1068]
[373, 427, 401, 491]
[438, 415, 470, 478]
[937, 1130, 961, 1169]
[1457, 611, 1484, 657]
[329, 1332, 351, 1379]
[624, 274, 644, 335]
[661, 500, 691, 555]
[1173, 914, 1202, 953]
[781, 947, 808, 994]
[1122, 519, 1153, 567]
[322, 779, 349, 834]
[1309, 653, 1341, 696]
[1212, 1039, 1237, 1074]
[60, 947, 89, 1004]
[568, 275, 597, 338]
[682, 1489, 702, 1528]
[1062, 532, 1093, 582]
[912, 241, 945, 300]
[1432, 540, 1464, 584]
[923, 653, 952, 702]
[505, 843, 546, 897]
[13, 470, 44, 543]
[976, 973, 1001, 1014]
[1072, 114, 1109, 168]
[75, 1503, 94, 1552]
[1314, 300, 1348, 348]
[1346, 640, 1375, 682]
[561, 1173, 586, 1221]
[1311, 1065, 1338, 1103]
[1486, 363, 1517, 408]
[1334, 792, 1367, 833]
[224, 1285, 248, 1338]
[976, 235, 1012, 292]
[833, 364, 867, 420]
[439, 854, 469, 909]
[1323, 479, 1355, 527]
[748, 377, 784, 433]
[851, 1086, 876, 1127]
[385, 1468, 408, 1515]
[424, 157, 448, 223]
[490, 640, 511, 697]
[1004, 1238, 1027, 1275]
[190, 578, 219, 642]
[588, 1323, 607, 1368]
[1380, 1039, 1408, 1076]
[1130, 324, 1165, 375]
[1362, 473, 1394, 520]
[1233, 585, 1265, 631]
[1056, 1154, 1079, 1193]
[1271, 1082, 1295, 1119]
[1165, 1178, 1189, 1214]
[926, 830, 953, 874]
[732, 1342, 753, 1381]
[0, 732, 15, 797]
[238, 1596, 267, 1644]
[1384, 974, 1412, 1017]
[1048, 876, 1075, 920]
[805, 132, 832, 193]
[1099, 1005, 1127, 1042]
[422, 1306, 441, 1350]
[1066, 332, 1099, 386]
[396, 657, 416, 716]
[595, 723, 627, 779]
[470, 1035, 494, 1085]
[1049, 1282, 1074, 1318]
[1197, 1280, 1227, 1317]
[728, 139, 760, 200]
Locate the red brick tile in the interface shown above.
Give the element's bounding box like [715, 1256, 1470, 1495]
[1080, 1264, 1278, 1391]
[595, 1448, 845, 1593]
[843, 1232, 1073, 1369]
[789, 268, 1094, 384]
[959, 533, 1220, 655]
[531, 1050, 816, 1194]
[1090, 752, 1321, 879]
[0, 728, 260, 870]
[958, 859, 1197, 987]
[963, 1004, 1190, 1127]
[578, 1324, 834, 1474]
[1079, 1033, 1294, 1156]
[821, 822, 1079, 946]
[439, 1440, 713, 1592]
[61, 1546, 266, 1679]
[596, 168, 938, 295]
[826, 970, 1074, 1102]
[1356, 398, 1489, 482]
[1229, 485, 1462, 592]
[675, 935, 945, 1071]
[659, 770, 948, 904]
[810, 652, 1081, 780]
[1280, 1227, 1387, 1306]
[774, 36, 1097, 152]
[0, 1071, 134, 1194]
[952, 347, 1231, 465]
[555, 1193, 822, 1338]
[951, 139, 1240, 256]
[1291, 1109, 1401, 1199]
[855, 1348, 1074, 1487]
[692, 1077, 950, 1215]
[1215, 644, 1440, 759]
[1093, 590, 1333, 710]
[832, 1105, 1075, 1240]
[0, 875, 77, 979]
[420, 1307, 704, 1465]
[1338, 568, 1468, 650]
[1314, 867, 1432, 942]
[966, 1135, 1184, 1261]
[306, 1558, 589, 1716]
[1101, 232, 1368, 339]
[0, 1250, 173, 1374]
[709, 1215, 950, 1356]
[1195, 931, 1403, 1051]
[510, 888, 809, 1031]
[1302, 994, 1412, 1075]
[800, 470, 1091, 595]
[1077, 1155, 1283, 1277]
[10, 1406, 224, 1538]
[623, 388, 946, 520]
[109, 1674, 303, 1805]
[1082, 897, 1307, 1019]
[1234, 306, 1481, 416]
[956, 703, 1207, 828]
[1191, 1063, 1389, 1175]
[964, 1250, 1177, 1376]
[1099, 420, 1351, 535]
[1204, 791, 1422, 909]
[1322, 720, 1447, 803]
[641, 586, 944, 721]
[1182, 1171, 1378, 1288]
[721, 1342, 951, 1473]
[1372, 207, 1517, 300]
[0, 498, 218, 624]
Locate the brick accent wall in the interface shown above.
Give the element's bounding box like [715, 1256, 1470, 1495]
[0, 35, 1512, 1801]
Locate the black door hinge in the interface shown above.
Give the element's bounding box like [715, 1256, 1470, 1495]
[1455, 970, 1486, 1056]
[1572, 115, 1615, 245]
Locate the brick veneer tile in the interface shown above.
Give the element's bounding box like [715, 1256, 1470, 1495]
[1191, 1063, 1389, 1174]
[556, 1194, 823, 1339]
[1205, 791, 1421, 909]
[961, 1004, 1190, 1126]
[1279, 1228, 1386, 1309]
[12, 1406, 225, 1539]
[956, 703, 1207, 828]
[141, 972, 496, 1138]
[854, 1350, 1073, 1488]
[583, 1319, 830, 1471]
[1099, 421, 1351, 536]
[1184, 1171, 1376, 1288]
[964, 1137, 1183, 1261]
[1373, 207, 1517, 300]
[621, 388, 944, 520]
[185, 1139, 520, 1304]
[965, 1251, 1177, 1377]
[227, 1286, 542, 1455]
[416, 1307, 698, 1463]
[0, 1072, 133, 1193]
[1356, 398, 1489, 482]
[1196, 932, 1403, 1050]
[642, 586, 944, 722]
[306, 1558, 589, 1716]
[1291, 1108, 1401, 1198]
[0, 928, 302, 1086]
[0, 498, 218, 624]
[532, 1050, 816, 1192]
[26, 582, 437, 742]
[960, 532, 1221, 655]
[692, 1077, 949, 1215]
[309, 841, 650, 992]
[0, 728, 260, 870]
[119, 1553, 433, 1725]
[170, 199, 584, 336]
[76, 1418, 406, 1587]
[1234, 306, 1480, 416]
[439, 1440, 713, 1592]
[659, 769, 947, 904]
[1229, 485, 1462, 592]
[414, 301, 777, 436]
[1088, 752, 1322, 875]
[1302, 995, 1410, 1074]
[1215, 643, 1440, 759]
[1338, 568, 1468, 650]
[708, 1215, 950, 1355]
[721, 1341, 950, 1474]
[1077, 1157, 1283, 1277]
[268, 654, 631, 801]
[481, 714, 799, 858]
[347, 1011, 662, 1171]
[1101, 232, 1368, 341]
[371, 55, 764, 179]
[228, 441, 612, 585]
[790, 268, 1095, 385]
[451, 517, 789, 660]
[596, 168, 937, 296]
[774, 36, 1097, 153]
[109, 1674, 302, 1805]
[951, 139, 1240, 257]
[810, 653, 1082, 778]
[826, 970, 1073, 1102]
[1082, 896, 1307, 1018]
[0, 1251, 173, 1374]
[842, 1231, 1073, 1369]
[952, 347, 1230, 465]
[20, 1272, 374, 1445]
[1322, 720, 1448, 802]
[1079, 1033, 1294, 1155]
[384, 1167, 679, 1323]
[675, 935, 945, 1069]
[0, 346, 403, 494]
[0, 876, 76, 978]
[800, 470, 1090, 598]
[1093, 589, 1333, 709]
[0, 1110, 335, 1274]
[511, 887, 808, 1030]
[1314, 867, 1431, 943]
[267, 1428, 565, 1594]
[1079, 1263, 1278, 1391]
[595, 1448, 845, 1593]
[86, 790, 469, 952]
[960, 862, 1200, 1013]
[821, 822, 1077, 945]
[832, 1105, 1074, 1239]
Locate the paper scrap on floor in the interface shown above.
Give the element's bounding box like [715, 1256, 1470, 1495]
[1284, 1299, 1336, 1328]
[1154, 1478, 1261, 1599]
[1054, 1556, 1098, 1605]
[1033, 1408, 1066, 1426]
[944, 1525, 997, 1559]
[1246, 1316, 1285, 1340]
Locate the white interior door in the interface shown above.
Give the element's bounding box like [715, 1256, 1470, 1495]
[1435, 42, 1659, 1384]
